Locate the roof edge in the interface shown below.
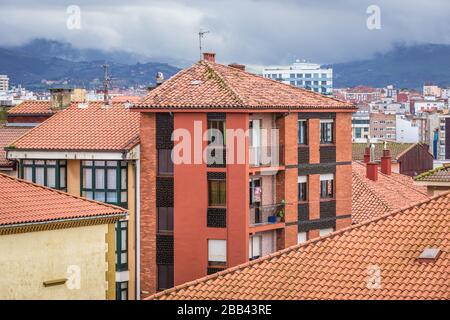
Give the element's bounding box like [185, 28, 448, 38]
[149, 190, 448, 300]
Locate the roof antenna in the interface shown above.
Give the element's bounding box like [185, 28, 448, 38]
[102, 64, 111, 106]
[198, 29, 209, 60]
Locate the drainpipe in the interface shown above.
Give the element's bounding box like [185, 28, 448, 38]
[135, 159, 141, 300]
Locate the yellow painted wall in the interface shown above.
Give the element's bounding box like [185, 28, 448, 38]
[127, 162, 136, 300]
[0, 224, 110, 300]
[67, 159, 81, 197]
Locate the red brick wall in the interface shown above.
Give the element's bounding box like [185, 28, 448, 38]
[139, 113, 157, 297]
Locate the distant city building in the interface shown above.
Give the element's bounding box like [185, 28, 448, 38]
[437, 114, 450, 161]
[412, 98, 446, 114]
[0, 75, 9, 92]
[339, 86, 381, 103]
[396, 115, 419, 143]
[370, 112, 396, 141]
[352, 104, 370, 142]
[262, 60, 333, 95]
[423, 83, 442, 97]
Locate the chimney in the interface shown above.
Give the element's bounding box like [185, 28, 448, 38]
[50, 88, 73, 111]
[366, 143, 378, 181]
[228, 63, 246, 71]
[156, 72, 164, 86]
[203, 52, 216, 63]
[380, 149, 392, 175]
[363, 147, 371, 163]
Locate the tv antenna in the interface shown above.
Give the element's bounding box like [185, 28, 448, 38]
[102, 64, 111, 105]
[198, 29, 209, 60]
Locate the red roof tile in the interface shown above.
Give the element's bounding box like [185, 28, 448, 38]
[7, 100, 52, 115]
[136, 61, 354, 110]
[0, 173, 127, 227]
[0, 125, 32, 168]
[352, 162, 429, 224]
[150, 192, 450, 300]
[10, 102, 140, 152]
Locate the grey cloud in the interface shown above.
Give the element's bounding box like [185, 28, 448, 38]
[0, 0, 449, 65]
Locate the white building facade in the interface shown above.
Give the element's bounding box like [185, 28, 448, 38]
[262, 60, 333, 95]
[0, 75, 9, 92]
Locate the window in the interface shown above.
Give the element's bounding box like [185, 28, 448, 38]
[319, 228, 334, 237]
[320, 120, 334, 144]
[157, 264, 174, 291]
[298, 120, 307, 145]
[115, 281, 128, 300]
[115, 221, 128, 271]
[208, 239, 227, 266]
[158, 149, 173, 175]
[320, 174, 334, 199]
[20, 160, 66, 190]
[298, 176, 308, 201]
[305, 73, 311, 78]
[81, 160, 127, 207]
[297, 232, 308, 244]
[249, 235, 262, 260]
[208, 179, 226, 207]
[157, 207, 174, 234]
[208, 120, 226, 145]
[355, 127, 362, 138]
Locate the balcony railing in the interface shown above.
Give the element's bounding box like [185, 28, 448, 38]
[249, 203, 285, 227]
[249, 145, 284, 167]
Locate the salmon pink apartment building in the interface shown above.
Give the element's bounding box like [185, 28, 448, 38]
[133, 53, 356, 297]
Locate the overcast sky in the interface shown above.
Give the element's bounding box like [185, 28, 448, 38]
[1, 0, 450, 65]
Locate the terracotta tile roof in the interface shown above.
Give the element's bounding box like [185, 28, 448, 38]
[150, 192, 450, 300]
[7, 100, 52, 115]
[111, 95, 142, 103]
[352, 162, 429, 224]
[0, 125, 32, 168]
[352, 142, 417, 162]
[414, 165, 450, 183]
[136, 60, 354, 110]
[0, 173, 127, 227]
[10, 102, 140, 152]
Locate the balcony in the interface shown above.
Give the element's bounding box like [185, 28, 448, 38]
[249, 145, 284, 168]
[249, 203, 285, 230]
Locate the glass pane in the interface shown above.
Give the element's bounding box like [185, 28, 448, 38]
[35, 167, 44, 185]
[95, 169, 105, 189]
[106, 161, 117, 166]
[60, 167, 66, 188]
[84, 191, 93, 200]
[121, 253, 128, 264]
[83, 160, 93, 166]
[94, 192, 105, 202]
[23, 166, 33, 181]
[83, 168, 92, 189]
[23, 160, 33, 165]
[121, 169, 127, 189]
[121, 191, 127, 202]
[107, 192, 118, 203]
[95, 161, 105, 166]
[46, 167, 56, 187]
[60, 160, 66, 165]
[121, 229, 127, 249]
[107, 169, 117, 190]
[35, 160, 45, 165]
[46, 160, 56, 165]
[121, 290, 127, 300]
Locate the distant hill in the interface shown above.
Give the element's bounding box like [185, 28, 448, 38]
[0, 39, 181, 90]
[333, 44, 450, 89]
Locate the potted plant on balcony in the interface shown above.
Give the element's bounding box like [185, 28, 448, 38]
[276, 200, 285, 222]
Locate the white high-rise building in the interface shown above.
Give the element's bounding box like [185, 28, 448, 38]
[262, 60, 333, 95]
[0, 75, 9, 92]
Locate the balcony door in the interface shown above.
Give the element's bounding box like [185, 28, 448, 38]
[249, 119, 262, 166]
[249, 177, 262, 224]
